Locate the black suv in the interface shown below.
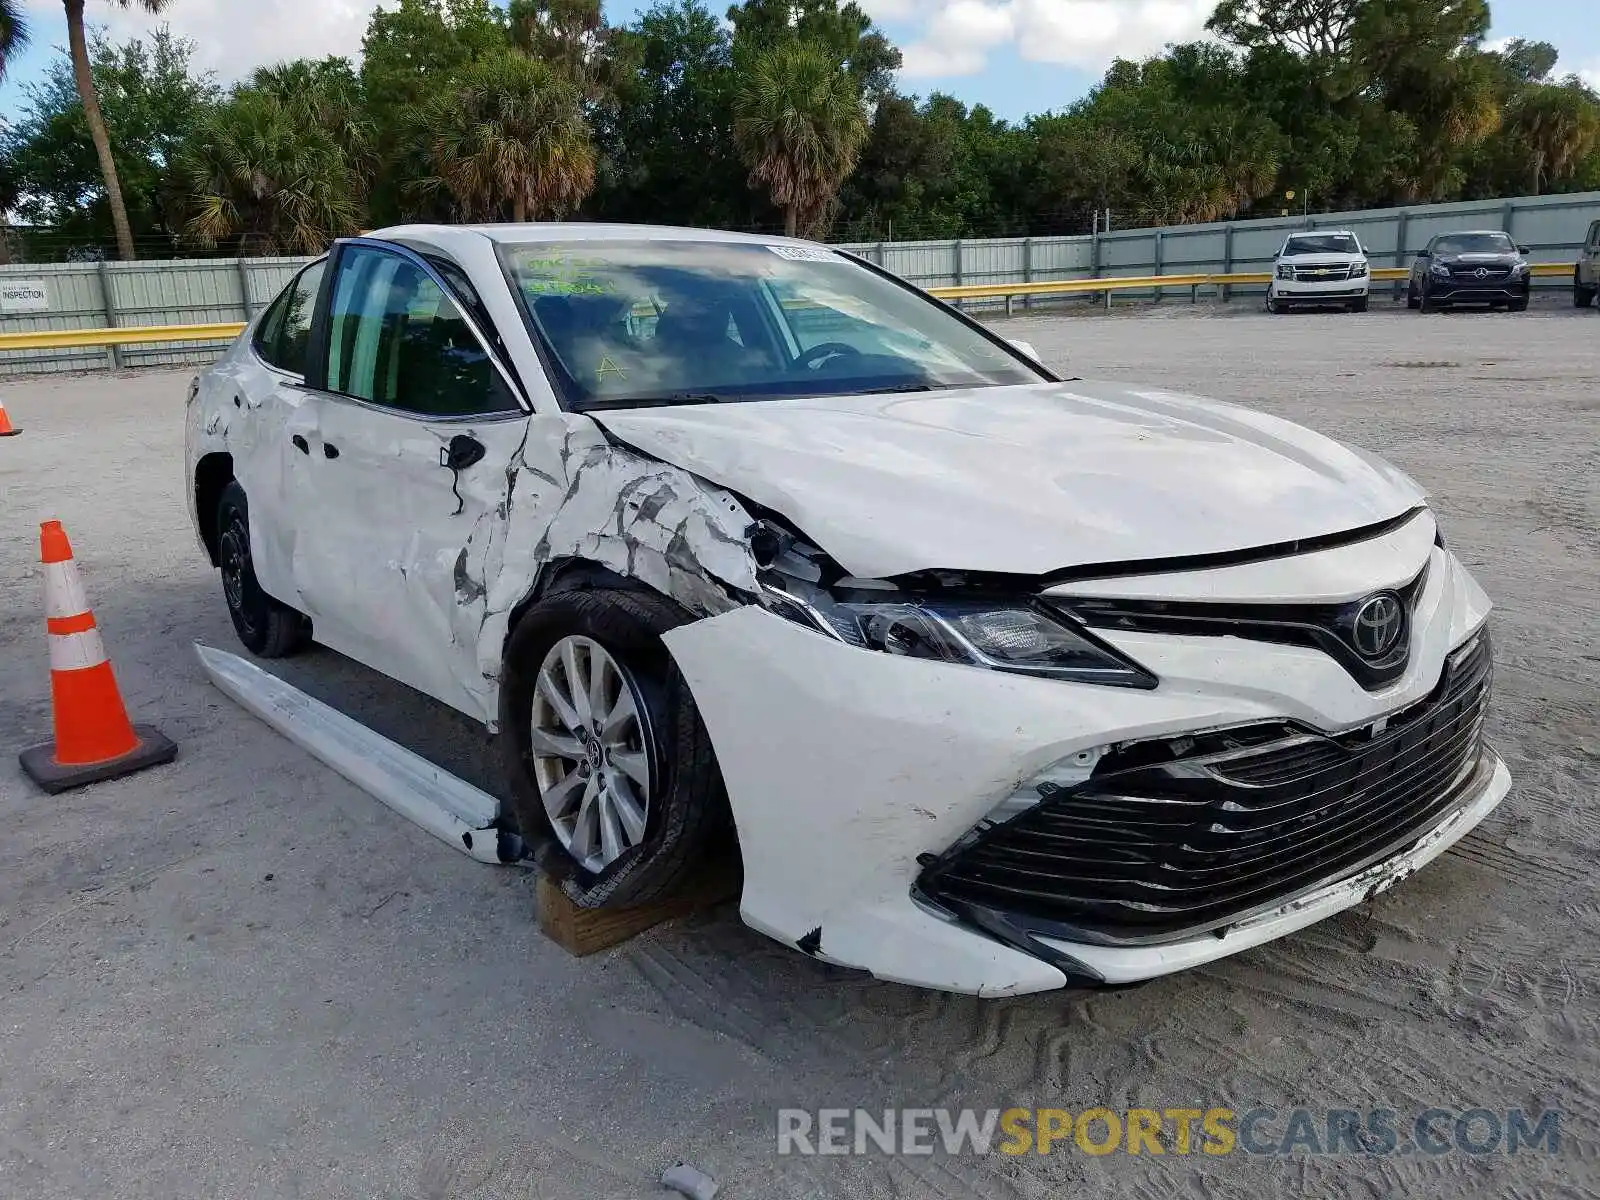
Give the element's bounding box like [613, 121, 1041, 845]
[1407, 231, 1532, 312]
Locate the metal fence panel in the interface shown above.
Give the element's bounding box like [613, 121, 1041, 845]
[6, 188, 1599, 376]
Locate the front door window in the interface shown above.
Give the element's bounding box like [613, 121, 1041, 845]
[323, 245, 518, 417]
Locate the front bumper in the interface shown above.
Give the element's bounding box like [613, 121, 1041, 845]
[662, 544, 1503, 997]
[1428, 276, 1530, 303]
[1272, 278, 1369, 302]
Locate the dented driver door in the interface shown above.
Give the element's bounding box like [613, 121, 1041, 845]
[290, 242, 531, 717]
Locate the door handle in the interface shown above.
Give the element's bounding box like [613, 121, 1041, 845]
[291, 434, 309, 454]
[323, 442, 339, 460]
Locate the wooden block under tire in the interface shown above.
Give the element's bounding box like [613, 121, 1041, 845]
[536, 864, 741, 956]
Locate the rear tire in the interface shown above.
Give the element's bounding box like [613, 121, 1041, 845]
[216, 482, 310, 658]
[500, 583, 731, 909]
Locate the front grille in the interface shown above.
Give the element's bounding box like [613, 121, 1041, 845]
[919, 631, 1493, 945]
[1450, 266, 1510, 281]
[1060, 564, 1430, 691]
[1293, 264, 1353, 281]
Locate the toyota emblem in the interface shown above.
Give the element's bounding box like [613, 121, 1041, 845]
[1352, 593, 1406, 659]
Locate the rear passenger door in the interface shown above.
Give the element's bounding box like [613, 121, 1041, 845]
[235, 258, 326, 606]
[291, 241, 532, 715]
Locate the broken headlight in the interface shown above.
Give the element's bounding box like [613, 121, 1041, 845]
[756, 578, 1157, 688]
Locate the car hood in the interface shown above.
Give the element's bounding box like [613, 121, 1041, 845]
[1436, 252, 1519, 266]
[591, 381, 1426, 579]
[1283, 253, 1361, 266]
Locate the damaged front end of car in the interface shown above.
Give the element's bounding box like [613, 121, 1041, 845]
[652, 502, 1509, 997]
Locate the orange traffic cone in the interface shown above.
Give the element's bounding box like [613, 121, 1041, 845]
[18, 521, 176, 793]
[0, 397, 19, 436]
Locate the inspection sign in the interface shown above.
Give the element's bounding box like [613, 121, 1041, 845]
[0, 279, 50, 313]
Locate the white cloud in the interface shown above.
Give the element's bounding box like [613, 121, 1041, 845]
[888, 0, 1212, 78]
[22, 0, 392, 82]
[1580, 62, 1600, 91]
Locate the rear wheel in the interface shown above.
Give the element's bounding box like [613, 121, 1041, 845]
[500, 584, 730, 908]
[216, 481, 310, 658]
[1574, 270, 1596, 308]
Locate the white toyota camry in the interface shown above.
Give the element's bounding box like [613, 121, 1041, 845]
[185, 224, 1509, 996]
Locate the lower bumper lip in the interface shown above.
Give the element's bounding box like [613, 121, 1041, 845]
[1027, 751, 1509, 986]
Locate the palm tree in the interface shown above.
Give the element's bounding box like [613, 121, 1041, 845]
[1, 0, 29, 83]
[64, 0, 170, 261]
[1506, 83, 1600, 194]
[413, 52, 596, 223]
[733, 40, 868, 238]
[178, 86, 365, 255]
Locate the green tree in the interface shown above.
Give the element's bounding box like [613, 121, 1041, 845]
[1, 0, 28, 83]
[727, 0, 899, 101]
[2, 26, 216, 254]
[596, 0, 749, 227]
[1207, 0, 1360, 59]
[414, 51, 596, 221]
[361, 0, 510, 222]
[1501, 81, 1600, 194]
[178, 73, 366, 254]
[733, 39, 868, 236]
[509, 0, 627, 102]
[63, 0, 172, 260]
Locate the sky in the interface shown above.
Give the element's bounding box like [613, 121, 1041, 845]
[2, 0, 1597, 123]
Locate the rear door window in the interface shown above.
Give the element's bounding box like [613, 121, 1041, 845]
[253, 259, 325, 377]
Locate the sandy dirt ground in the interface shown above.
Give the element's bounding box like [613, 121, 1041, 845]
[1, 302, 1596, 1199]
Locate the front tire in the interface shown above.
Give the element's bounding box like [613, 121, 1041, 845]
[500, 584, 729, 908]
[1407, 282, 1421, 309]
[216, 481, 309, 658]
[1508, 295, 1529, 313]
[1574, 271, 1596, 309]
[1419, 283, 1439, 313]
[1266, 290, 1283, 314]
[1350, 295, 1369, 313]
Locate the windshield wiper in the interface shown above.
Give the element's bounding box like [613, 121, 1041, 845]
[580, 392, 730, 411]
[838, 383, 935, 396]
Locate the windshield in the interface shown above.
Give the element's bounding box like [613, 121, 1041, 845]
[1283, 234, 1360, 255]
[501, 240, 1047, 410]
[1433, 233, 1515, 255]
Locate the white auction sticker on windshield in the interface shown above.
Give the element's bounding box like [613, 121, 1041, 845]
[766, 245, 839, 262]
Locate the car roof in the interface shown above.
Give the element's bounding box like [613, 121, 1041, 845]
[367, 222, 817, 251]
[1432, 230, 1512, 237]
[1284, 230, 1358, 239]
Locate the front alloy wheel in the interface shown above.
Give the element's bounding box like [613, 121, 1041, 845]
[500, 583, 731, 908]
[529, 635, 652, 872]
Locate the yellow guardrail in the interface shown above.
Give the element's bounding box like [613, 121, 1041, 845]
[0, 264, 1575, 353]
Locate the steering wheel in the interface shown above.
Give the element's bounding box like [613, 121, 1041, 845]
[796, 341, 863, 370]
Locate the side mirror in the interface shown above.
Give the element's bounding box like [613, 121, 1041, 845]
[1008, 339, 1041, 362]
[441, 433, 486, 473]
[1415, 250, 1431, 259]
[1517, 245, 1531, 255]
